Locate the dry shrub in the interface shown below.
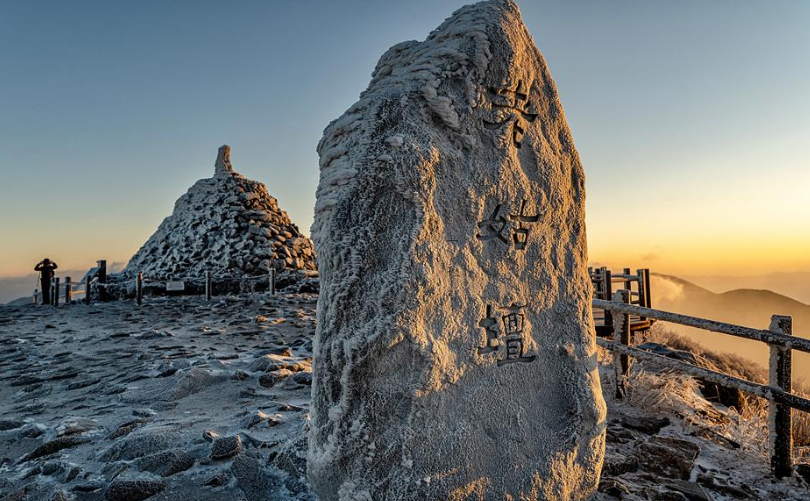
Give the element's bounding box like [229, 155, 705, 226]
[631, 323, 810, 459]
[599, 324, 810, 461]
[640, 324, 767, 384]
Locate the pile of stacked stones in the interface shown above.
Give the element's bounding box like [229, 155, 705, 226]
[122, 146, 316, 282]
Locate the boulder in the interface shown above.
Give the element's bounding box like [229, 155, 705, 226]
[308, 1, 606, 499]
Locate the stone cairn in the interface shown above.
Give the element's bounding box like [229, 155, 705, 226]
[308, 1, 606, 500]
[123, 145, 316, 284]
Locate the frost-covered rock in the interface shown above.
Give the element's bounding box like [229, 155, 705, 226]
[123, 145, 316, 280]
[309, 1, 605, 500]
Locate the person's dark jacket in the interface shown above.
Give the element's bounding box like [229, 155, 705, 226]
[35, 261, 58, 279]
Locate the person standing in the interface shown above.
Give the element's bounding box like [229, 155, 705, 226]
[34, 258, 58, 305]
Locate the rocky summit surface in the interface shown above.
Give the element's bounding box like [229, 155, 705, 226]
[0, 294, 317, 501]
[1, 294, 809, 500]
[123, 145, 316, 281]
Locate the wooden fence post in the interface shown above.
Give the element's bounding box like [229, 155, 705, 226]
[97, 260, 108, 301]
[205, 271, 212, 301]
[603, 268, 614, 332]
[136, 273, 143, 306]
[769, 315, 793, 478]
[65, 277, 72, 303]
[643, 268, 652, 308]
[623, 267, 632, 298]
[85, 275, 91, 305]
[53, 278, 60, 307]
[613, 289, 632, 400]
[636, 268, 647, 322]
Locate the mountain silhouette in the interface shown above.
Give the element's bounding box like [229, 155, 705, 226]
[649, 273, 810, 383]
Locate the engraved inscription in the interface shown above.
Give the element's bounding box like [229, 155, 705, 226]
[477, 303, 537, 366]
[483, 80, 538, 148]
[477, 199, 540, 251]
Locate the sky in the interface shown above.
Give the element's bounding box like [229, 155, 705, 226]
[1, 0, 808, 279]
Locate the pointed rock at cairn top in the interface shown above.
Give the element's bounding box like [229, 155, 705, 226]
[215, 144, 233, 176]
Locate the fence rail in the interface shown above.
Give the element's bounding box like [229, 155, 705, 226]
[593, 298, 810, 353]
[37, 262, 283, 307]
[596, 290, 806, 479]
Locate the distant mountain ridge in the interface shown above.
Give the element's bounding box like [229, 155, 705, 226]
[649, 273, 810, 382]
[684, 271, 810, 305]
[652, 272, 810, 319]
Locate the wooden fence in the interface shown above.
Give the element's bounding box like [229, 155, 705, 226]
[595, 290, 810, 479]
[132, 268, 277, 306]
[38, 263, 279, 307]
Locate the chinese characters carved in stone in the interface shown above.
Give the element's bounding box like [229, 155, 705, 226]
[483, 80, 538, 149]
[478, 303, 537, 366]
[477, 199, 540, 250]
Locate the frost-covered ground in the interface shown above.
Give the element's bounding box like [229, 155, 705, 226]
[0, 295, 316, 501]
[1, 295, 808, 500]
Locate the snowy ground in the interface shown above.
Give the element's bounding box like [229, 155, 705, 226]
[0, 295, 316, 501]
[1, 294, 808, 500]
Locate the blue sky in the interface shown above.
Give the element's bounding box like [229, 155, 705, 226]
[1, 0, 808, 276]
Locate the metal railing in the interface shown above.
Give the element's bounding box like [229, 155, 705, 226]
[596, 290, 810, 478]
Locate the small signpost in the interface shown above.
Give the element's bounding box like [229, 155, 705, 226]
[166, 281, 185, 292]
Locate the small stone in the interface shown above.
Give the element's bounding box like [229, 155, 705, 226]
[636, 437, 700, 480]
[21, 435, 90, 463]
[56, 417, 100, 436]
[291, 371, 312, 386]
[203, 470, 229, 487]
[0, 418, 26, 431]
[210, 435, 242, 460]
[240, 410, 281, 429]
[258, 369, 293, 388]
[49, 490, 69, 501]
[134, 449, 195, 477]
[598, 478, 630, 497]
[104, 479, 166, 501]
[664, 480, 713, 501]
[619, 415, 670, 435]
[652, 490, 690, 501]
[18, 424, 45, 438]
[601, 451, 639, 476]
[249, 353, 310, 373]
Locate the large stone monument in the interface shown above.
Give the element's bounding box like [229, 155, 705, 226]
[309, 1, 606, 499]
